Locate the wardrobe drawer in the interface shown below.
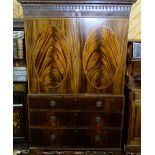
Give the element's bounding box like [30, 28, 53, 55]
[29, 111, 123, 128]
[30, 129, 121, 148]
[28, 94, 124, 112]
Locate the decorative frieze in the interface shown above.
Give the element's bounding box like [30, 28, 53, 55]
[22, 4, 131, 18]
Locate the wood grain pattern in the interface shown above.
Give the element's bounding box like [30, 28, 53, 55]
[24, 18, 77, 93]
[28, 95, 124, 149]
[83, 26, 120, 89]
[33, 26, 70, 89]
[29, 111, 123, 128]
[17, 0, 136, 152]
[28, 94, 124, 113]
[30, 128, 121, 147]
[78, 18, 129, 94]
[24, 18, 129, 94]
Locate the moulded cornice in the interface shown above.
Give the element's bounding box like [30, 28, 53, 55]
[18, 0, 137, 18]
[18, 0, 137, 5]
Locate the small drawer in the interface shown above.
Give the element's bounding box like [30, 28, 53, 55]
[29, 111, 123, 128]
[28, 94, 124, 113]
[13, 83, 26, 91]
[30, 128, 121, 148]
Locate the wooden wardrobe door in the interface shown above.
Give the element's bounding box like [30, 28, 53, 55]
[25, 18, 129, 95]
[77, 18, 129, 95]
[24, 18, 77, 93]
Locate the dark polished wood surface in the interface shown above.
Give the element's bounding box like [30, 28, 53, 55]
[28, 94, 125, 148]
[18, 0, 137, 153]
[28, 94, 124, 112]
[24, 18, 128, 94]
[28, 95, 124, 128]
[18, 0, 137, 18]
[30, 128, 122, 147]
[29, 111, 123, 127]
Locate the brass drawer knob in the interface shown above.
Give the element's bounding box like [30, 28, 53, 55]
[49, 100, 56, 107]
[95, 135, 100, 142]
[50, 134, 56, 141]
[74, 151, 83, 155]
[50, 115, 56, 121]
[96, 100, 103, 108]
[74, 113, 78, 116]
[96, 116, 101, 123]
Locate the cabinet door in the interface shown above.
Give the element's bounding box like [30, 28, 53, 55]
[77, 18, 129, 95]
[24, 18, 77, 93]
[25, 18, 129, 95]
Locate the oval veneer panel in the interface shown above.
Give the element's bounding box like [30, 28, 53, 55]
[33, 26, 70, 88]
[83, 26, 120, 89]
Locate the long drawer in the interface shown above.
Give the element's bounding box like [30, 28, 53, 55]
[28, 94, 124, 112]
[28, 94, 124, 148]
[30, 128, 121, 148]
[29, 111, 123, 128]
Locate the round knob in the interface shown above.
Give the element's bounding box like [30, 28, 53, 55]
[49, 100, 56, 107]
[50, 115, 56, 122]
[95, 135, 100, 142]
[74, 151, 83, 155]
[96, 116, 101, 123]
[107, 152, 114, 155]
[96, 100, 103, 108]
[50, 134, 56, 141]
[128, 153, 135, 155]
